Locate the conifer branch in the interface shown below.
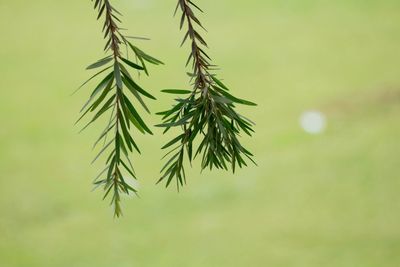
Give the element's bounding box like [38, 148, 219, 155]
[157, 0, 257, 189]
[78, 0, 163, 217]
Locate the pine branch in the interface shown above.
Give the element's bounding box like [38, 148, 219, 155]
[78, 0, 163, 217]
[157, 0, 257, 189]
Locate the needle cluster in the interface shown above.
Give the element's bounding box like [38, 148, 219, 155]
[78, 0, 163, 217]
[78, 0, 257, 216]
[156, 0, 257, 189]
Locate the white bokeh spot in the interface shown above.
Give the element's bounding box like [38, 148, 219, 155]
[300, 110, 326, 134]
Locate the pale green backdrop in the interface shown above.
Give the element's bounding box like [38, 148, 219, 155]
[0, 0, 399, 266]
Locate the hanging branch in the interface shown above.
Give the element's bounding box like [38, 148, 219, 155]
[77, 0, 163, 217]
[156, 0, 257, 189]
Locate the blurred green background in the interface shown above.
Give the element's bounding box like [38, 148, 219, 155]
[1, 0, 399, 266]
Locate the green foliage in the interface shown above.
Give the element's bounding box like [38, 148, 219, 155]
[157, 0, 257, 189]
[78, 0, 162, 217]
[78, 0, 257, 216]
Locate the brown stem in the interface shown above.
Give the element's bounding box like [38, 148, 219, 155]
[180, 0, 210, 95]
[103, 0, 122, 179]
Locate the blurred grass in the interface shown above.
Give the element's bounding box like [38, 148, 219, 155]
[0, 0, 400, 266]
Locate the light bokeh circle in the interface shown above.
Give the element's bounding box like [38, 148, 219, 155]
[300, 110, 327, 134]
